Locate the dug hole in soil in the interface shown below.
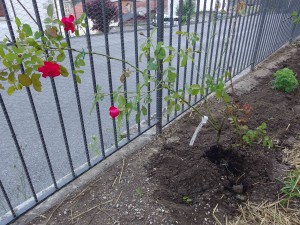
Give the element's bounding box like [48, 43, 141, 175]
[22, 42, 300, 225]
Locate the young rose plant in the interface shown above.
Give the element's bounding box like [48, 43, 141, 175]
[0, 4, 272, 148]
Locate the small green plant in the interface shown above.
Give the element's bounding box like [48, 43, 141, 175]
[242, 122, 273, 148]
[278, 169, 300, 207]
[273, 68, 298, 93]
[135, 187, 143, 198]
[182, 195, 193, 204]
[88, 135, 100, 157]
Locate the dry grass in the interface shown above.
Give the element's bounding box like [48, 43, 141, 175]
[226, 201, 300, 225]
[214, 141, 300, 225]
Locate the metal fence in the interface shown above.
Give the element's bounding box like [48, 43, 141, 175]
[0, 0, 300, 224]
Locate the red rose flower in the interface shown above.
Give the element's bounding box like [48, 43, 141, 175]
[61, 15, 75, 33]
[109, 106, 120, 119]
[38, 62, 61, 78]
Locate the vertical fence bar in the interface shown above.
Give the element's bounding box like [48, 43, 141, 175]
[156, 0, 164, 134]
[1, 0, 43, 202]
[30, 0, 58, 189]
[181, 0, 193, 112]
[276, 1, 291, 47]
[212, 0, 226, 80]
[238, 1, 256, 72]
[167, 0, 174, 122]
[116, 0, 130, 141]
[146, 0, 151, 126]
[202, 0, 214, 92]
[289, 1, 298, 43]
[232, 4, 247, 76]
[58, 0, 91, 166]
[290, 2, 299, 43]
[99, 0, 119, 147]
[0, 180, 16, 218]
[221, 0, 235, 75]
[256, 0, 277, 63]
[132, 0, 141, 133]
[194, 0, 207, 103]
[217, 0, 231, 79]
[208, 3, 219, 80]
[188, 0, 201, 104]
[251, 0, 268, 70]
[81, 0, 106, 157]
[174, 0, 183, 117]
[244, 0, 262, 68]
[0, 95, 37, 202]
[226, 3, 241, 78]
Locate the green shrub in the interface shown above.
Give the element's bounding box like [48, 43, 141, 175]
[273, 68, 298, 93]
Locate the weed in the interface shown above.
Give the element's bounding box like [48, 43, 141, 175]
[273, 68, 298, 93]
[135, 187, 143, 198]
[88, 135, 100, 157]
[182, 195, 193, 204]
[278, 169, 300, 206]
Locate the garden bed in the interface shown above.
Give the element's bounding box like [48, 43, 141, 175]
[18, 42, 300, 225]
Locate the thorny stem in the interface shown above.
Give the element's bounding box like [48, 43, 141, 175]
[47, 46, 143, 74]
[216, 116, 226, 146]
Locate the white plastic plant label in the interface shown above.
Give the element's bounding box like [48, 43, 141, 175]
[189, 116, 208, 146]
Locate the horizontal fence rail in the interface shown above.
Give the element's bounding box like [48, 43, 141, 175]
[0, 0, 300, 224]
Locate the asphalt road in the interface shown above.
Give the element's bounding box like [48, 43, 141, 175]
[0, 10, 293, 217]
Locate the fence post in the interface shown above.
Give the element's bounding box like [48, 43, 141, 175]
[250, 0, 268, 71]
[156, 0, 164, 134]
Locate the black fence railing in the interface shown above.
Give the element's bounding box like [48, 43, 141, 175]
[1, 0, 300, 224]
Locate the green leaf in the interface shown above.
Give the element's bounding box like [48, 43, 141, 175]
[47, 4, 53, 17]
[141, 105, 147, 115]
[181, 55, 187, 67]
[0, 76, 7, 81]
[175, 104, 181, 111]
[167, 71, 177, 83]
[34, 31, 42, 39]
[22, 24, 33, 37]
[75, 30, 79, 36]
[15, 17, 21, 27]
[60, 42, 68, 48]
[44, 18, 52, 24]
[223, 93, 231, 103]
[118, 95, 126, 106]
[75, 75, 81, 84]
[147, 58, 158, 70]
[25, 67, 33, 75]
[7, 86, 16, 96]
[4, 53, 15, 62]
[18, 74, 32, 87]
[0, 46, 5, 57]
[60, 65, 69, 77]
[135, 112, 141, 123]
[57, 53, 66, 62]
[8, 73, 16, 84]
[225, 71, 231, 80]
[32, 74, 42, 92]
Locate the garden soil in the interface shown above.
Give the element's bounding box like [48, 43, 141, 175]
[18, 42, 300, 225]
